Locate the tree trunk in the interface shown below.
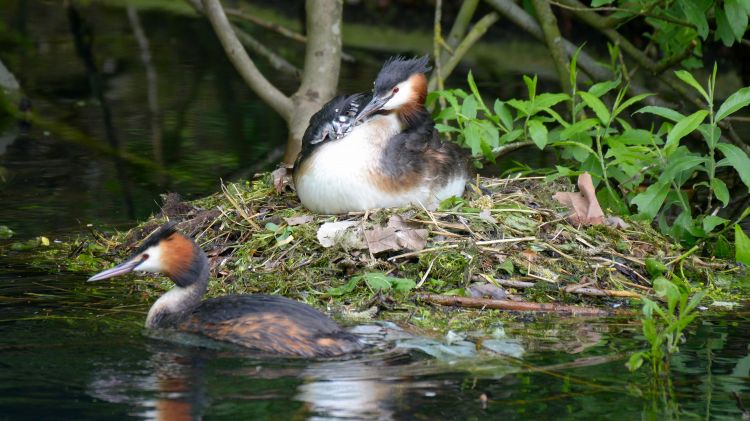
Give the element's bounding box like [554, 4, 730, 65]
[285, 0, 343, 165]
[201, 0, 342, 167]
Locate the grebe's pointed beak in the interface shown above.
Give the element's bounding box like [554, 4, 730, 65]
[354, 94, 391, 124]
[87, 256, 144, 282]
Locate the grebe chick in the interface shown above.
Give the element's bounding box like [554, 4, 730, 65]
[88, 223, 363, 358]
[294, 56, 469, 214]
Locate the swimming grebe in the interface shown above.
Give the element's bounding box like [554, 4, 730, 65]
[88, 223, 363, 357]
[293, 56, 469, 214]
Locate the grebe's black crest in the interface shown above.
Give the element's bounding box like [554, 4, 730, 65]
[133, 222, 178, 256]
[373, 55, 431, 95]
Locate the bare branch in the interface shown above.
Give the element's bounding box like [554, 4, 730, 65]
[201, 0, 293, 119]
[530, 0, 571, 94]
[445, 0, 480, 50]
[429, 12, 499, 91]
[225, 7, 356, 62]
[234, 29, 301, 79]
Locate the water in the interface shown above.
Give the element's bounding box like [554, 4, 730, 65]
[2, 1, 750, 419]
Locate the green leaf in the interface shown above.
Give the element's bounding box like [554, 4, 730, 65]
[725, 0, 749, 41]
[715, 8, 736, 46]
[711, 178, 730, 207]
[592, 0, 614, 6]
[327, 277, 360, 296]
[527, 119, 548, 149]
[614, 93, 654, 118]
[434, 123, 459, 133]
[645, 258, 667, 277]
[743, 0, 750, 14]
[578, 91, 611, 124]
[703, 215, 728, 233]
[660, 153, 706, 183]
[680, 0, 709, 38]
[717, 143, 750, 190]
[498, 259, 514, 274]
[363, 273, 391, 291]
[531, 93, 570, 113]
[698, 123, 721, 149]
[464, 121, 483, 156]
[632, 181, 670, 219]
[635, 105, 685, 122]
[559, 118, 598, 140]
[716, 86, 750, 122]
[461, 96, 477, 119]
[735, 224, 750, 265]
[523, 74, 537, 101]
[494, 99, 514, 131]
[588, 79, 620, 98]
[665, 110, 708, 154]
[674, 70, 709, 102]
[654, 277, 680, 311]
[626, 352, 646, 372]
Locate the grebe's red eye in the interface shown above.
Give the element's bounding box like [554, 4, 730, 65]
[393, 87, 399, 94]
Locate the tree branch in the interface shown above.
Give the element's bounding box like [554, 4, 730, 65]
[429, 12, 500, 91]
[233, 28, 301, 79]
[201, 0, 293, 119]
[554, 0, 750, 152]
[485, 0, 604, 82]
[530, 0, 571, 94]
[225, 7, 356, 63]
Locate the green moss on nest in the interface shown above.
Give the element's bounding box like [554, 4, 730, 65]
[24, 174, 748, 332]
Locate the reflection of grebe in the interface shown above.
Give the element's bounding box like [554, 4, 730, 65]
[88, 223, 363, 357]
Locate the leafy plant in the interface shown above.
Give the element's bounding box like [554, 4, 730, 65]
[431, 59, 750, 248]
[593, 0, 750, 68]
[327, 272, 416, 296]
[627, 277, 705, 375]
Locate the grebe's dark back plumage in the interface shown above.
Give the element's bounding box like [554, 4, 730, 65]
[88, 223, 363, 357]
[294, 55, 469, 214]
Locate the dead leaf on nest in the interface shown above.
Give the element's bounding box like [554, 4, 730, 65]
[284, 215, 314, 226]
[271, 166, 293, 193]
[316, 221, 367, 249]
[553, 172, 605, 226]
[478, 209, 498, 224]
[605, 216, 630, 229]
[364, 215, 428, 254]
[466, 283, 507, 299]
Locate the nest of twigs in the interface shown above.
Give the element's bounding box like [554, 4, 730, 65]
[84, 172, 738, 320]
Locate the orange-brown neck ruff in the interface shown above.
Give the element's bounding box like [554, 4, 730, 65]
[397, 73, 427, 128]
[161, 233, 197, 287]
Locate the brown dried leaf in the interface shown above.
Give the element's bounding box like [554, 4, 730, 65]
[271, 166, 292, 193]
[364, 215, 428, 254]
[553, 172, 605, 226]
[466, 283, 507, 299]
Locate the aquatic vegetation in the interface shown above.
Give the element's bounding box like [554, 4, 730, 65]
[626, 276, 705, 376]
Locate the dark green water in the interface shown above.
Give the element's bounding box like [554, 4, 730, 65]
[2, 1, 750, 419]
